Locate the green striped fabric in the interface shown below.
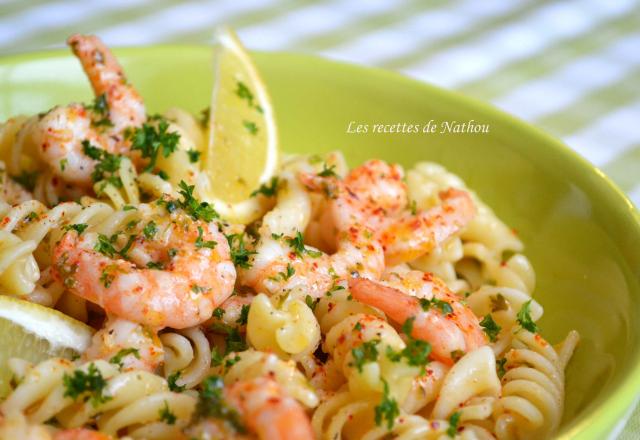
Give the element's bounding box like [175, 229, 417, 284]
[0, 0, 639, 436]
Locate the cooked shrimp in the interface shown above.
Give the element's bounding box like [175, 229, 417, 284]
[379, 188, 476, 265]
[52, 205, 235, 329]
[300, 159, 406, 244]
[349, 271, 487, 364]
[33, 35, 145, 187]
[54, 428, 112, 440]
[67, 34, 145, 137]
[300, 160, 476, 266]
[83, 317, 163, 372]
[226, 377, 314, 440]
[240, 171, 384, 298]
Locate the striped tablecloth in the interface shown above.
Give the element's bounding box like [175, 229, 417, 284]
[1, 0, 639, 437]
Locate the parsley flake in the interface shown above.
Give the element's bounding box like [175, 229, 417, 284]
[447, 412, 461, 437]
[167, 371, 186, 392]
[62, 363, 112, 408]
[350, 340, 379, 372]
[516, 300, 538, 333]
[226, 233, 256, 269]
[159, 400, 177, 425]
[250, 176, 279, 198]
[419, 297, 453, 315]
[480, 314, 502, 342]
[109, 348, 140, 369]
[127, 119, 180, 172]
[374, 379, 399, 430]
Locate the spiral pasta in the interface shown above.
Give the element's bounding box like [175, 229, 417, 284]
[1, 358, 196, 439]
[161, 326, 211, 390]
[246, 292, 321, 357]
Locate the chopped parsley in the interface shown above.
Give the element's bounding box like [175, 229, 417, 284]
[386, 318, 431, 371]
[60, 158, 68, 171]
[447, 411, 461, 437]
[211, 347, 224, 366]
[100, 269, 114, 288]
[199, 107, 210, 128]
[317, 163, 337, 177]
[236, 80, 255, 107]
[109, 348, 140, 369]
[195, 376, 246, 432]
[250, 176, 279, 197]
[146, 261, 164, 269]
[127, 119, 180, 172]
[191, 285, 209, 294]
[82, 140, 123, 188]
[11, 170, 38, 191]
[86, 94, 112, 127]
[159, 400, 177, 425]
[94, 234, 118, 258]
[177, 181, 219, 222]
[211, 323, 248, 354]
[63, 223, 88, 235]
[270, 263, 295, 282]
[187, 149, 201, 163]
[212, 307, 225, 319]
[479, 314, 502, 342]
[62, 363, 112, 408]
[350, 340, 379, 372]
[123, 205, 137, 211]
[285, 231, 322, 258]
[236, 304, 250, 326]
[195, 226, 217, 249]
[374, 379, 399, 430]
[419, 297, 453, 315]
[143, 221, 157, 239]
[305, 295, 318, 311]
[226, 233, 256, 269]
[167, 371, 186, 392]
[409, 199, 417, 215]
[450, 350, 465, 362]
[497, 357, 507, 378]
[516, 300, 538, 333]
[242, 120, 258, 135]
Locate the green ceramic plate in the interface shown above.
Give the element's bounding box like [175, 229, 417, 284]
[1, 46, 639, 439]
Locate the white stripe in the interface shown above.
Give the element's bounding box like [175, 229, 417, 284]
[493, 33, 640, 120]
[0, 0, 152, 46]
[401, 0, 637, 88]
[96, 0, 277, 46]
[564, 100, 640, 165]
[319, 0, 530, 66]
[628, 185, 640, 210]
[236, 0, 401, 51]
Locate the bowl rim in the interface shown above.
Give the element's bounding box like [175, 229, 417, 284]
[1, 44, 640, 438]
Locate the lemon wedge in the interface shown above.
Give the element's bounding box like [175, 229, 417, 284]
[0, 295, 94, 397]
[199, 27, 279, 224]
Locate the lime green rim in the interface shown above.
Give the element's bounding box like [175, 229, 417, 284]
[1, 45, 639, 437]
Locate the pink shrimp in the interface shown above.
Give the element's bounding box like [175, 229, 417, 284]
[54, 428, 113, 440]
[226, 377, 314, 440]
[83, 317, 164, 372]
[33, 35, 145, 187]
[349, 271, 487, 364]
[52, 206, 235, 329]
[300, 160, 476, 267]
[379, 188, 476, 265]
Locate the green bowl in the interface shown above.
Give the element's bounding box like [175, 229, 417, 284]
[1, 46, 639, 439]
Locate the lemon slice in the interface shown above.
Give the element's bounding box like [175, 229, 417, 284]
[199, 27, 279, 224]
[0, 295, 94, 397]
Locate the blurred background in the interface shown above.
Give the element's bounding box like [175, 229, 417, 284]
[0, 0, 638, 208]
[0, 0, 639, 436]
